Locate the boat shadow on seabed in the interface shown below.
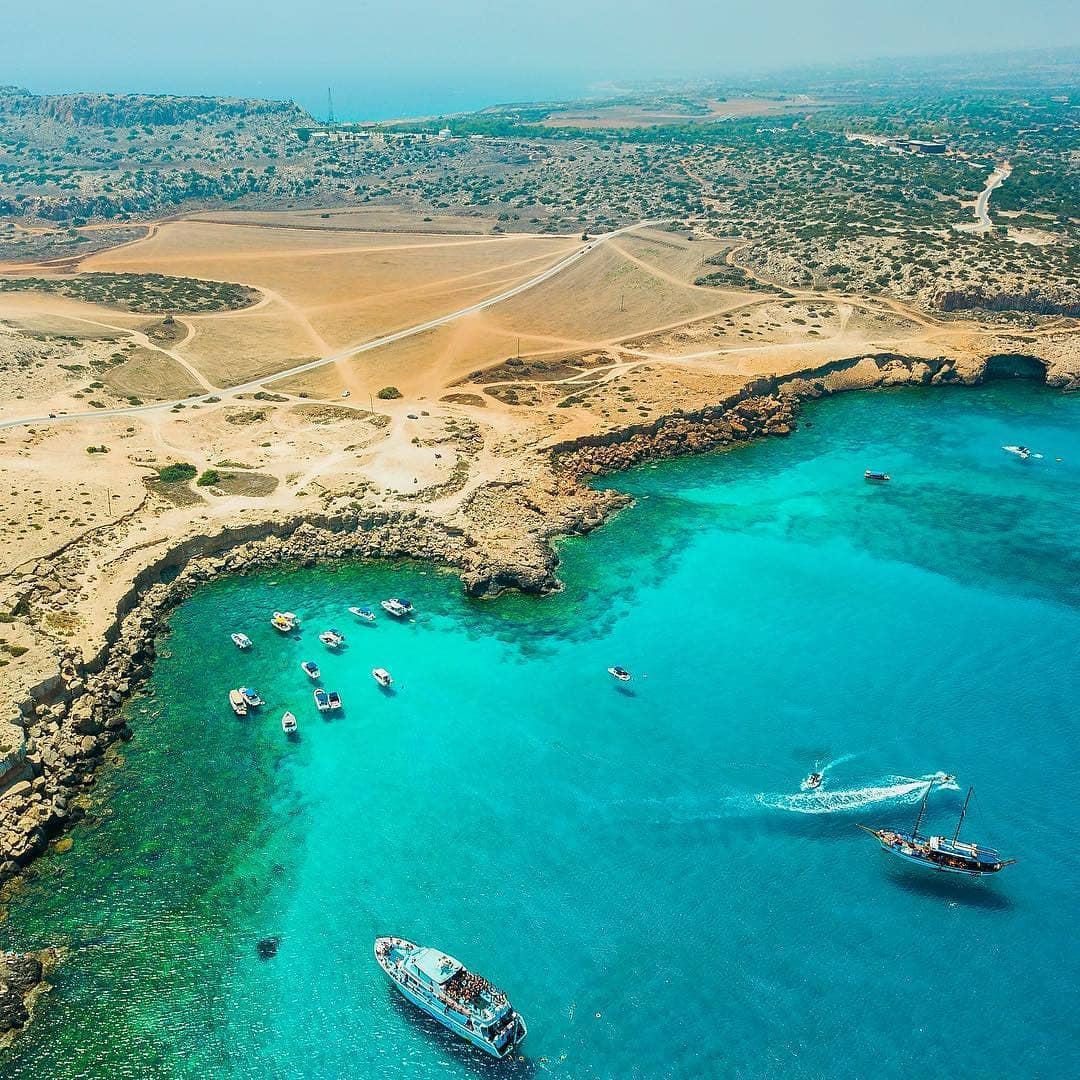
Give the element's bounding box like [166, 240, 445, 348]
[883, 865, 1014, 911]
[384, 990, 539, 1078]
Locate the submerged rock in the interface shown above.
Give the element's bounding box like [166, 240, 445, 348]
[256, 936, 280, 960]
[0, 949, 56, 1045]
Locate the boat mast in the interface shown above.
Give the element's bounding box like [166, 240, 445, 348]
[913, 779, 934, 836]
[953, 787, 973, 842]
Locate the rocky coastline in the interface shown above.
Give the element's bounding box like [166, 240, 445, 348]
[0, 344, 1073, 1045]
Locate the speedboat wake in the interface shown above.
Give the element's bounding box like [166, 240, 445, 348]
[758, 773, 957, 815]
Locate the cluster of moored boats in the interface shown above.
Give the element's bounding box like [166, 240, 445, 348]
[226, 598, 416, 734]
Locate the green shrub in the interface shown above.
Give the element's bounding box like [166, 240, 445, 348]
[156, 462, 197, 483]
[196, 469, 221, 487]
[376, 386, 402, 400]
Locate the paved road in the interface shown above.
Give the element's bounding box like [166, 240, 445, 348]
[973, 162, 1011, 228]
[0, 221, 658, 432]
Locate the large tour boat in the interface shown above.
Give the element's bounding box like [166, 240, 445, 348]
[860, 781, 1015, 877]
[374, 937, 527, 1059]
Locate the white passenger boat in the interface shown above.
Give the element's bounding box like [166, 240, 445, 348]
[271, 611, 298, 632]
[607, 666, 632, 682]
[281, 711, 298, 735]
[319, 628, 346, 648]
[348, 606, 377, 623]
[231, 632, 252, 650]
[375, 937, 527, 1060]
[380, 598, 414, 618]
[314, 688, 331, 712]
[228, 689, 248, 717]
[300, 660, 321, 680]
[372, 667, 393, 688]
[240, 687, 264, 707]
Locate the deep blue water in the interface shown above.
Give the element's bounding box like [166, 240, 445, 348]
[1, 382, 1078, 1079]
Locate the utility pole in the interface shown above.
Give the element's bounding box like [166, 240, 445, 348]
[516, 336, 520, 359]
[327, 88, 336, 128]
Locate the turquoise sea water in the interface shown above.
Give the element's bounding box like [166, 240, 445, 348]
[2, 382, 1079, 1079]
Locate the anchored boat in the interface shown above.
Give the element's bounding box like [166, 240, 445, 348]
[864, 470, 890, 483]
[271, 611, 298, 632]
[300, 660, 321, 681]
[374, 937, 527, 1060]
[239, 687, 264, 708]
[381, 598, 414, 618]
[231, 632, 252, 650]
[607, 666, 632, 682]
[860, 781, 1015, 877]
[281, 711, 298, 735]
[228, 689, 248, 717]
[372, 667, 393, 689]
[319, 628, 346, 648]
[349, 606, 377, 623]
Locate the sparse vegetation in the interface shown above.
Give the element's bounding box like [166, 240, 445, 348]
[156, 462, 197, 483]
[377, 386, 403, 400]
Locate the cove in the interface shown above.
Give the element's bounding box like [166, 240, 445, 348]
[1, 381, 1078, 1079]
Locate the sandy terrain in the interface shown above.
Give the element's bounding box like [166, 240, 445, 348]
[0, 211, 1076, 713]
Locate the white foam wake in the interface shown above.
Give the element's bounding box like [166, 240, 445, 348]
[757, 773, 956, 815]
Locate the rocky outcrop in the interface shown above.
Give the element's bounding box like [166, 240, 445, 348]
[936, 288, 1080, 319]
[0, 89, 312, 129]
[0, 950, 56, 1045]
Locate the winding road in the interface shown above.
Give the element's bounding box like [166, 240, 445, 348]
[0, 221, 659, 432]
[972, 161, 1012, 230]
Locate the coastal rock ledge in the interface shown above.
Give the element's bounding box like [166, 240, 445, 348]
[0, 950, 57, 1046]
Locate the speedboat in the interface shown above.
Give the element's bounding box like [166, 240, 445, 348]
[228, 689, 248, 717]
[1003, 444, 1041, 460]
[231, 632, 252, 650]
[271, 611, 298, 632]
[319, 628, 346, 648]
[348, 606, 377, 623]
[240, 687, 264, 707]
[281, 711, 298, 735]
[804, 771, 824, 790]
[300, 660, 321, 680]
[372, 667, 393, 688]
[314, 688, 331, 712]
[375, 937, 527, 1060]
[381, 598, 414, 618]
[864, 470, 890, 483]
[607, 666, 632, 682]
[326, 690, 342, 710]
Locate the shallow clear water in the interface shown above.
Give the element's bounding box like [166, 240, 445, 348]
[2, 383, 1079, 1079]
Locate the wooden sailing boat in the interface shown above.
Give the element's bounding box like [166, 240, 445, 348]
[859, 781, 1015, 877]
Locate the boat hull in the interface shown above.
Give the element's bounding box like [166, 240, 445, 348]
[873, 833, 1008, 876]
[375, 939, 525, 1060]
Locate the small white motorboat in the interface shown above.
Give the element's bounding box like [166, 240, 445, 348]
[607, 666, 632, 682]
[229, 689, 248, 717]
[319, 628, 346, 648]
[348, 606, 377, 623]
[271, 611, 298, 632]
[1003, 444, 1041, 460]
[300, 660, 321, 680]
[281, 711, 298, 735]
[326, 690, 342, 710]
[231, 632, 252, 650]
[864, 470, 890, 483]
[372, 668, 393, 688]
[380, 598, 414, 618]
[803, 771, 824, 791]
[240, 687, 264, 707]
[314, 688, 331, 712]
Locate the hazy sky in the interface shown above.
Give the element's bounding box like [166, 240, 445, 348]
[8, 0, 1079, 118]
